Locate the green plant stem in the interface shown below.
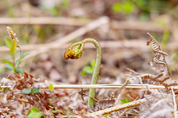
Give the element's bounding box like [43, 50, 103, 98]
[82, 38, 101, 107]
[12, 56, 17, 73]
[66, 38, 101, 107]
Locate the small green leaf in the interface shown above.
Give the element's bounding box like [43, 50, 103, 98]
[120, 97, 130, 104]
[81, 70, 87, 75]
[5, 64, 14, 70]
[32, 88, 39, 94]
[10, 40, 17, 57]
[123, 2, 134, 13]
[82, 66, 93, 75]
[0, 86, 2, 90]
[1, 60, 14, 66]
[120, 99, 126, 104]
[1, 60, 14, 70]
[90, 59, 96, 67]
[5, 38, 12, 49]
[3, 87, 8, 92]
[104, 113, 109, 118]
[66, 108, 70, 118]
[49, 84, 54, 92]
[125, 97, 130, 103]
[112, 3, 122, 13]
[15, 52, 30, 67]
[16, 67, 24, 74]
[22, 88, 31, 94]
[27, 107, 41, 118]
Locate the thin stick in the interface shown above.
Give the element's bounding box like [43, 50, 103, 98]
[56, 115, 82, 118]
[171, 87, 177, 118]
[0, 18, 166, 34]
[0, 17, 165, 32]
[0, 17, 92, 26]
[119, 108, 129, 118]
[111, 20, 167, 32]
[114, 80, 130, 105]
[0, 40, 148, 53]
[1, 84, 178, 89]
[87, 98, 146, 117]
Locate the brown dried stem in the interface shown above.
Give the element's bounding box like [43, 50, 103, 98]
[87, 98, 146, 117]
[1, 84, 178, 89]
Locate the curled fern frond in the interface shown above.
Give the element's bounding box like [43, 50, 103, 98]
[64, 42, 83, 60]
[147, 33, 169, 75]
[126, 68, 177, 89]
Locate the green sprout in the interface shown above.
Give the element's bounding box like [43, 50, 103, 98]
[64, 38, 101, 107]
[66, 108, 70, 118]
[120, 97, 130, 104]
[81, 59, 96, 75]
[27, 107, 43, 118]
[49, 83, 54, 92]
[112, 0, 136, 14]
[81, 59, 102, 80]
[22, 88, 39, 95]
[1, 27, 29, 74]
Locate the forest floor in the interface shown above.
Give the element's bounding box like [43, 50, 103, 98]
[0, 0, 178, 117]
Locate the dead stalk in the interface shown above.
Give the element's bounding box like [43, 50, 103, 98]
[1, 84, 178, 89]
[87, 98, 146, 117]
[172, 87, 177, 118]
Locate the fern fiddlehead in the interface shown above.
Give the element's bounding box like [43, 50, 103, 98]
[64, 38, 101, 107]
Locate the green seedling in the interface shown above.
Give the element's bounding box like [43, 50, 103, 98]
[120, 97, 130, 104]
[81, 59, 96, 75]
[64, 38, 101, 107]
[66, 108, 70, 118]
[49, 83, 54, 92]
[27, 107, 43, 118]
[22, 88, 39, 95]
[104, 113, 109, 118]
[0, 86, 8, 93]
[82, 59, 102, 79]
[112, 0, 136, 14]
[1, 27, 29, 74]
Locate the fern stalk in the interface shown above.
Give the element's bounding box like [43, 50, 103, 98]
[64, 38, 101, 107]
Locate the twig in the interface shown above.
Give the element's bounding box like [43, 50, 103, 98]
[87, 98, 146, 117]
[1, 84, 178, 89]
[0, 17, 167, 32]
[114, 80, 130, 105]
[56, 115, 82, 118]
[111, 20, 168, 32]
[0, 40, 148, 52]
[18, 98, 28, 103]
[119, 108, 129, 118]
[0, 17, 166, 32]
[172, 87, 177, 118]
[0, 17, 92, 26]
[2, 40, 178, 53]
[79, 80, 84, 101]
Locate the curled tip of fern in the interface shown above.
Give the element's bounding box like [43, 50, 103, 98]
[64, 47, 82, 60]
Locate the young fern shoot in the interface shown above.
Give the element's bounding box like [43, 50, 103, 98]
[64, 38, 101, 107]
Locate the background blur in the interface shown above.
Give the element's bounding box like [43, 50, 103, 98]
[0, 0, 178, 86]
